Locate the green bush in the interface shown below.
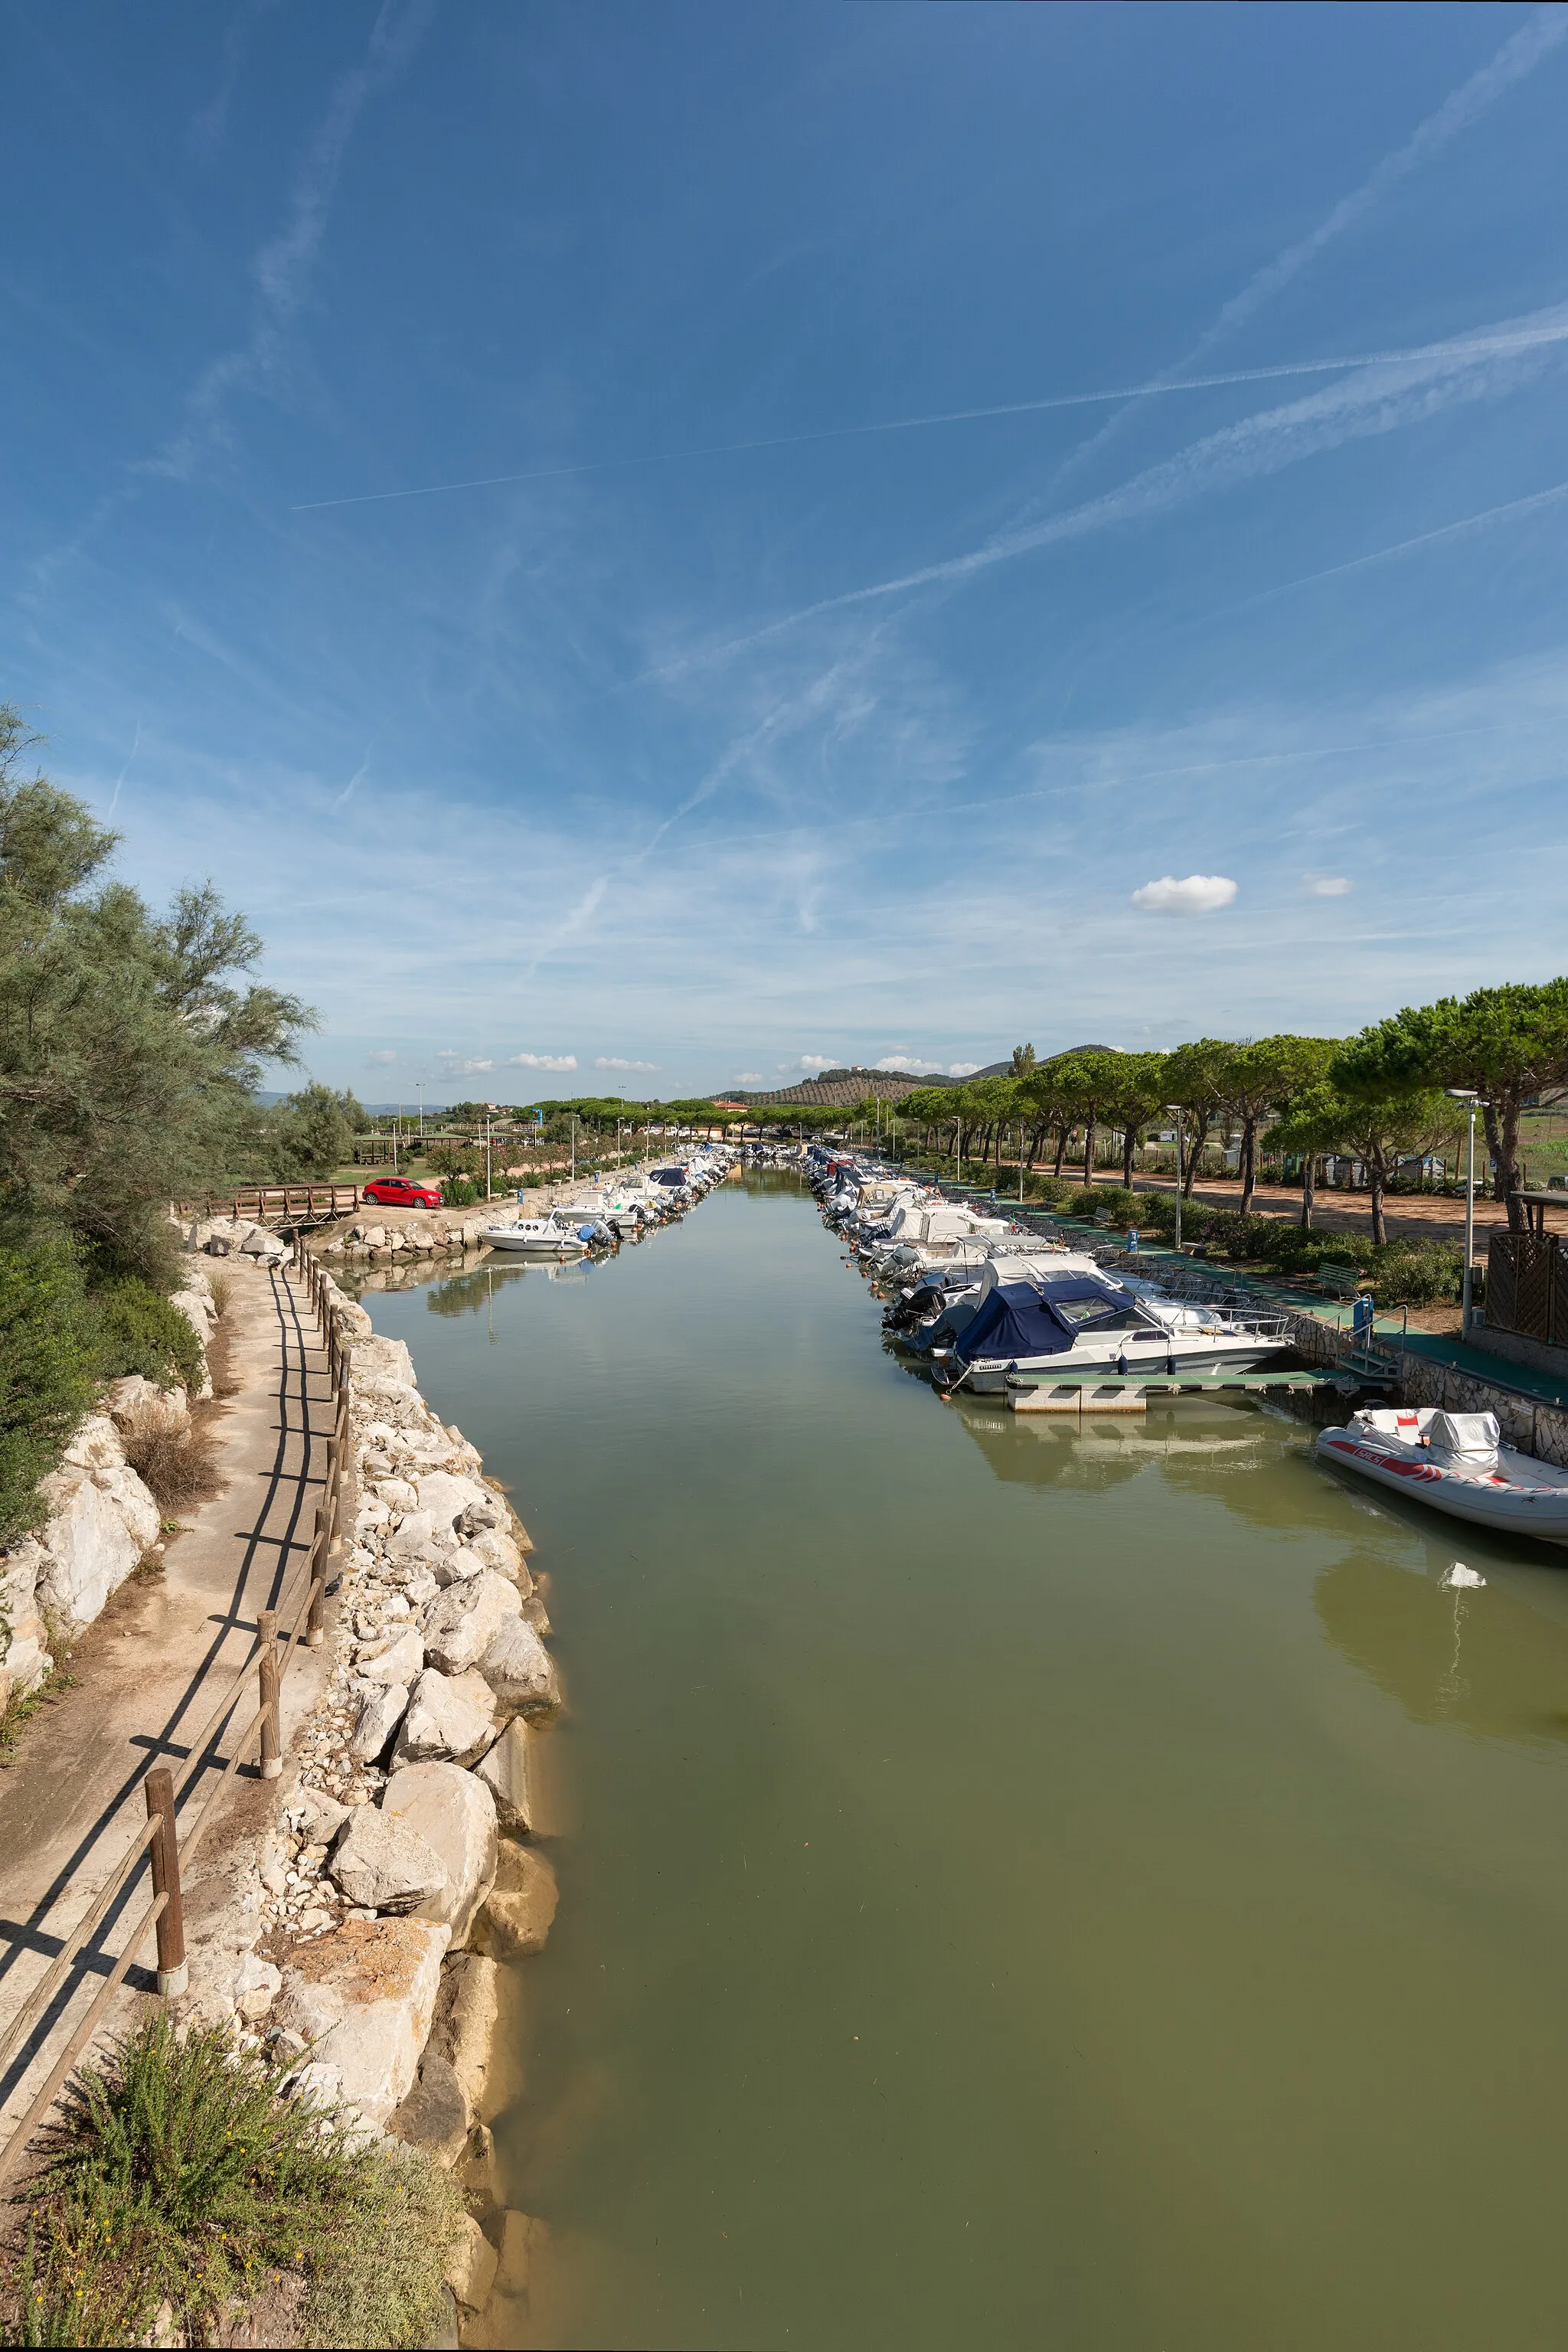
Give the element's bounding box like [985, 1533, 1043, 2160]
[4, 2016, 466, 2349]
[0, 1241, 97, 1545]
[87, 1276, 204, 1396]
[440, 1174, 479, 1206]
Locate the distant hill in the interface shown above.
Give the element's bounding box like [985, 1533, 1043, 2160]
[724, 1065, 946, 1107]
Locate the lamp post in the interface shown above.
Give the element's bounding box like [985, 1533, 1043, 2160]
[1446, 1089, 1481, 1332]
[1165, 1107, 1183, 1253]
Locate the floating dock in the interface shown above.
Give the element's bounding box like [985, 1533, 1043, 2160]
[1005, 1368, 1339, 1415]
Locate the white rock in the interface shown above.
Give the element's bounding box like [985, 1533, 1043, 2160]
[273, 1918, 449, 2125]
[102, 1376, 189, 1440]
[383, 1762, 498, 1945]
[473, 1717, 534, 1834]
[392, 1667, 498, 1769]
[34, 1451, 161, 1632]
[466, 1525, 525, 1585]
[417, 1472, 494, 1532]
[328, 1805, 449, 1912]
[375, 1478, 420, 1514]
[430, 1546, 491, 1589]
[348, 1681, 409, 1762]
[358, 1628, 425, 1686]
[293, 1787, 350, 1844]
[480, 1616, 560, 1715]
[387, 1508, 459, 1569]
[422, 1572, 521, 1675]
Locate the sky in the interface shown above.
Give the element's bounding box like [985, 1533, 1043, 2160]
[5, 2, 1568, 1102]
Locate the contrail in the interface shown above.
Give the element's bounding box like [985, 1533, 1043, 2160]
[108, 719, 140, 815]
[1211, 478, 1568, 616]
[289, 323, 1562, 514]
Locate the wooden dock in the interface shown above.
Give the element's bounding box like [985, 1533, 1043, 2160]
[1006, 1368, 1338, 1415]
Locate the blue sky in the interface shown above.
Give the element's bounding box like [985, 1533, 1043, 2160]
[5, 2, 1568, 1101]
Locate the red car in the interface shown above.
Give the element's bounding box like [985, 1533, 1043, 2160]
[362, 1176, 443, 1208]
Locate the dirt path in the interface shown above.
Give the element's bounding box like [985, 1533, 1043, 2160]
[1125, 1173, 1508, 1250]
[0, 1259, 339, 2151]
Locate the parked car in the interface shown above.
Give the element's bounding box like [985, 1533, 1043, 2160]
[362, 1176, 443, 1208]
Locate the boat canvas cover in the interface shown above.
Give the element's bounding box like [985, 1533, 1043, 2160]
[1428, 1411, 1500, 1459]
[953, 1276, 1125, 1364]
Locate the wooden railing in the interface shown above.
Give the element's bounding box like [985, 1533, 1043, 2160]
[179, 1185, 362, 1227]
[0, 1245, 354, 2190]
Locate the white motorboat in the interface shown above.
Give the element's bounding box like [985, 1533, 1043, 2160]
[1315, 1408, 1568, 1544]
[932, 1266, 1293, 1393]
[482, 1213, 593, 1257]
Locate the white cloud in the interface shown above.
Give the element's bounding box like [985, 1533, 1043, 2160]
[797, 1054, 835, 1071]
[594, 1055, 659, 1072]
[1130, 874, 1239, 916]
[365, 1048, 397, 1067]
[436, 1051, 495, 1073]
[874, 1054, 928, 1073]
[1305, 875, 1353, 897]
[732, 1071, 764, 1083]
[506, 1051, 578, 1072]
[948, 1062, 981, 1077]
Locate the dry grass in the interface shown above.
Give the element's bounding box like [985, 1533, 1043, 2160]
[122, 1419, 221, 1512]
[205, 1269, 232, 1317]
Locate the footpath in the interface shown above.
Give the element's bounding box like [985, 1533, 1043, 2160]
[0, 1259, 339, 2159]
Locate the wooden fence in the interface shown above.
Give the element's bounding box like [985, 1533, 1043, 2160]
[1485, 1232, 1568, 1348]
[179, 1184, 363, 1227]
[0, 1240, 354, 2190]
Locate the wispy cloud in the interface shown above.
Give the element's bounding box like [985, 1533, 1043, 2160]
[107, 718, 140, 815]
[188, 0, 282, 167]
[1054, 4, 1568, 492]
[651, 304, 1568, 678]
[366, 1048, 398, 1066]
[334, 745, 371, 808]
[436, 1051, 495, 1074]
[594, 1056, 659, 1071]
[1305, 876, 1353, 897]
[506, 1051, 578, 1072]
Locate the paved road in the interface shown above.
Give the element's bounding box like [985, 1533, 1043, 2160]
[0, 1258, 338, 2157]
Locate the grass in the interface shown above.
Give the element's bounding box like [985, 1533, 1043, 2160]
[0, 2017, 466, 2348]
[120, 1420, 220, 1513]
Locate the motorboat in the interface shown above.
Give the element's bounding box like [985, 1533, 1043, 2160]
[1315, 1408, 1568, 1544]
[482, 1216, 590, 1257]
[931, 1267, 1293, 1393]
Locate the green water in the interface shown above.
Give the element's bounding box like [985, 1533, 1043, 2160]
[363, 1175, 1568, 2350]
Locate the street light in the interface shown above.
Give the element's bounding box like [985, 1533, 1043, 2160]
[1446, 1089, 1481, 1332]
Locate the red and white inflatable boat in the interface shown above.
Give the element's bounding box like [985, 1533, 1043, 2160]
[1315, 1408, 1568, 1546]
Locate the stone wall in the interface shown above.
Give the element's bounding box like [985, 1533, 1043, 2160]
[1282, 1305, 1568, 1467]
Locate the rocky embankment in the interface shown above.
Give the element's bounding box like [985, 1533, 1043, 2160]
[182, 1261, 561, 2328]
[0, 1262, 217, 1713]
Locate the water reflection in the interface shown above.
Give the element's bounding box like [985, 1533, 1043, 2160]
[1315, 1550, 1568, 1748]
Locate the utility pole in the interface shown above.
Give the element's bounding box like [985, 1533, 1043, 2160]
[1447, 1089, 1481, 1331]
[485, 1113, 492, 1200]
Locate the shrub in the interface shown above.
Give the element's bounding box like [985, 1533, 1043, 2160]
[3, 2017, 466, 2348]
[120, 1419, 220, 1511]
[0, 1241, 97, 1545]
[88, 1276, 204, 1397]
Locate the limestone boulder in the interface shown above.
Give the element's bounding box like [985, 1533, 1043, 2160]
[388, 1508, 460, 1571]
[472, 1842, 557, 1962]
[419, 1472, 495, 1532]
[391, 1667, 498, 1769]
[347, 1680, 410, 1763]
[273, 1917, 449, 2125]
[34, 1451, 161, 1633]
[389, 2046, 471, 2167]
[480, 1615, 560, 1716]
[375, 1476, 420, 1514]
[328, 1802, 448, 1912]
[290, 1785, 349, 1844]
[463, 1524, 525, 1586]
[446, 2214, 499, 2318]
[382, 1761, 498, 1945]
[103, 1376, 189, 1442]
[425, 1952, 502, 2125]
[430, 1545, 492, 1589]
[473, 1717, 534, 1834]
[422, 1572, 521, 1675]
[358, 1628, 425, 1687]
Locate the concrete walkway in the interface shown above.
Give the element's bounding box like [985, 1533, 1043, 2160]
[0, 1258, 338, 2153]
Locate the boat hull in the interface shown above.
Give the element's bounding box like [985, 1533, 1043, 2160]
[958, 1340, 1289, 1393]
[1315, 1427, 1568, 1545]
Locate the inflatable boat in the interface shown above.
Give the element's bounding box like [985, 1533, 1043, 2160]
[1315, 1408, 1568, 1546]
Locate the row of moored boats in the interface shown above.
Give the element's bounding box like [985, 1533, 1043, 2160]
[805, 1144, 1568, 1546]
[482, 1148, 734, 1256]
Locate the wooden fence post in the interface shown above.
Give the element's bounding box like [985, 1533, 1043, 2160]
[144, 1768, 188, 1996]
[306, 1498, 328, 1646]
[258, 1610, 282, 1779]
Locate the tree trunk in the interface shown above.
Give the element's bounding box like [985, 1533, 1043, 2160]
[1370, 1160, 1387, 1247]
[1053, 1125, 1068, 1178]
[1300, 1152, 1315, 1231]
[1493, 1093, 1525, 1230]
[1182, 1113, 1207, 1196]
[1239, 1115, 1257, 1216]
[1083, 1113, 1096, 1187]
[1122, 1122, 1136, 1188]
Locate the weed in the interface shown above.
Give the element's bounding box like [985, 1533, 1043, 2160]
[1, 2017, 466, 2348]
[204, 1271, 231, 1318]
[121, 1421, 220, 1513]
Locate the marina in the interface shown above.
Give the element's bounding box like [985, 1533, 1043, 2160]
[361, 1168, 1568, 2351]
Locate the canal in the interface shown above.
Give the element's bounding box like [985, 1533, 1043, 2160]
[362, 1172, 1568, 2350]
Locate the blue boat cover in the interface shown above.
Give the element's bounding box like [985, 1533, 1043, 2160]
[952, 1276, 1125, 1364]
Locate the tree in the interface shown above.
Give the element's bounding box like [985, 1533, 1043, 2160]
[1161, 1038, 1237, 1197]
[1272, 1080, 1460, 1246]
[1333, 982, 1568, 1231]
[1009, 1044, 1037, 1075]
[0, 705, 315, 1279]
[1224, 1035, 1338, 1213]
[1106, 1051, 1169, 1189]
